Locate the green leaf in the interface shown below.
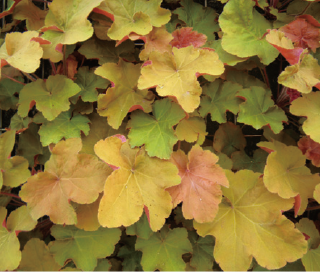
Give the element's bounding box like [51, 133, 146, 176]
[126, 212, 153, 240]
[219, 0, 279, 65]
[237, 86, 288, 133]
[49, 225, 121, 271]
[296, 218, 320, 271]
[81, 112, 127, 155]
[18, 75, 81, 121]
[0, 206, 37, 271]
[0, 130, 30, 188]
[38, 110, 90, 146]
[78, 38, 136, 65]
[213, 122, 246, 157]
[19, 238, 61, 271]
[135, 225, 192, 271]
[17, 122, 49, 167]
[0, 78, 23, 110]
[9, 113, 32, 132]
[117, 236, 143, 271]
[231, 149, 268, 173]
[71, 66, 110, 103]
[127, 98, 185, 159]
[199, 79, 243, 123]
[188, 230, 215, 271]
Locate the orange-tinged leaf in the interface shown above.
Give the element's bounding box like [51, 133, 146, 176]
[290, 92, 320, 143]
[280, 15, 320, 53]
[0, 206, 37, 271]
[194, 170, 307, 271]
[266, 29, 304, 65]
[0, 0, 22, 19]
[278, 53, 320, 93]
[138, 26, 173, 61]
[95, 59, 154, 129]
[0, 130, 30, 189]
[138, 46, 224, 113]
[167, 145, 229, 223]
[0, 31, 43, 74]
[18, 75, 81, 121]
[94, 0, 171, 41]
[19, 138, 112, 224]
[19, 238, 61, 271]
[258, 140, 320, 215]
[49, 225, 121, 271]
[13, 0, 47, 31]
[41, 0, 104, 45]
[170, 27, 207, 49]
[298, 135, 320, 167]
[94, 136, 181, 231]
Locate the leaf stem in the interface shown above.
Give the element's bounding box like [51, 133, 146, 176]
[0, 191, 21, 199]
[63, 44, 67, 76]
[2, 74, 25, 85]
[50, 60, 57, 75]
[21, 72, 37, 82]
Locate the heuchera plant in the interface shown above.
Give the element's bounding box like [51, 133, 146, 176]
[1, 0, 320, 270]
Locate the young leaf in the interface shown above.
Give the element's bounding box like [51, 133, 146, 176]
[194, 170, 307, 271]
[279, 15, 320, 53]
[199, 79, 243, 123]
[296, 218, 320, 271]
[167, 145, 229, 223]
[19, 138, 112, 224]
[219, 0, 279, 65]
[0, 206, 37, 271]
[290, 92, 320, 143]
[41, 0, 104, 45]
[94, 0, 171, 41]
[38, 110, 90, 146]
[94, 136, 181, 231]
[117, 236, 143, 271]
[127, 98, 185, 159]
[0, 31, 43, 74]
[19, 238, 61, 271]
[95, 59, 154, 129]
[49, 225, 121, 271]
[138, 46, 224, 113]
[173, 0, 219, 46]
[258, 140, 320, 215]
[213, 122, 246, 157]
[170, 27, 207, 49]
[135, 225, 192, 271]
[18, 75, 81, 121]
[0, 130, 30, 189]
[237, 86, 288, 133]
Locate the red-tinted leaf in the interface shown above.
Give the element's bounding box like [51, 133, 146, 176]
[298, 135, 320, 167]
[170, 27, 207, 49]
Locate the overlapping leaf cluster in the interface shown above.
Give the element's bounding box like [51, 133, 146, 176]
[1, 0, 320, 271]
